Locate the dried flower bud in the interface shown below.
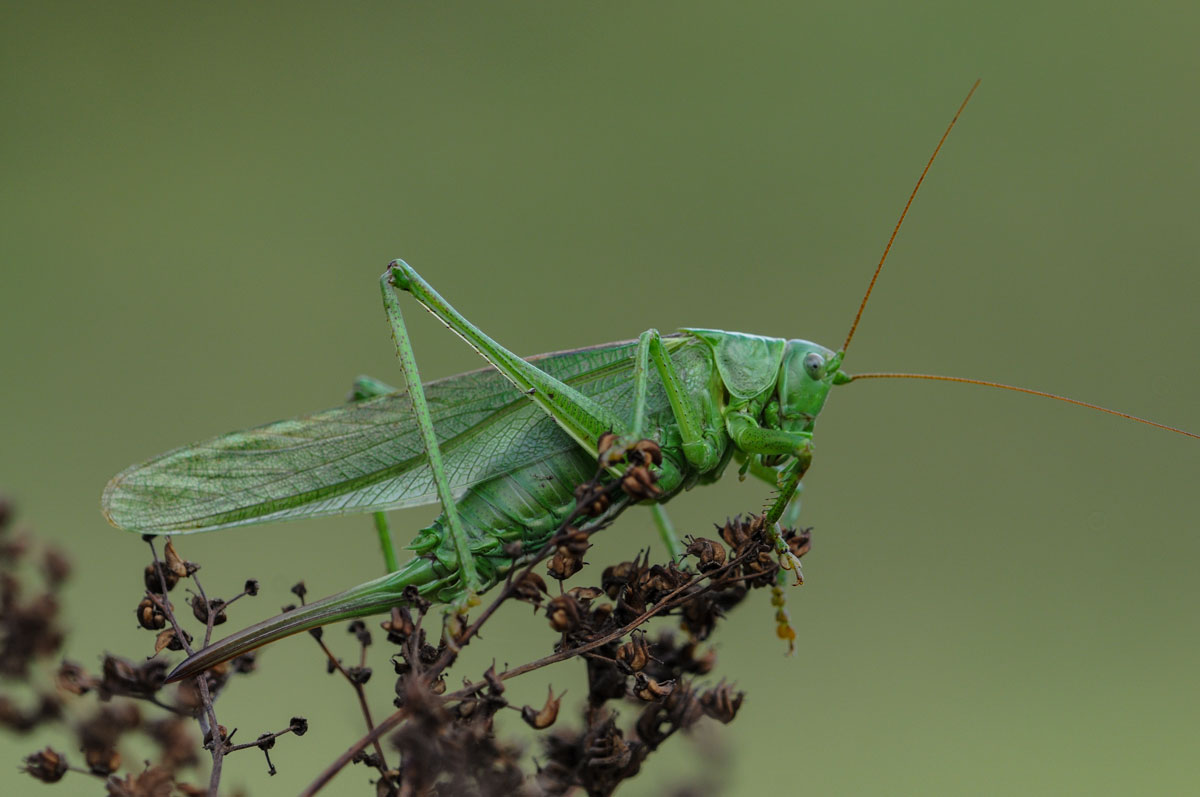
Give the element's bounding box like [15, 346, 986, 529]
[602, 560, 639, 600]
[85, 745, 120, 776]
[511, 571, 549, 606]
[616, 631, 651, 672]
[21, 747, 67, 783]
[381, 606, 416, 643]
[290, 581, 307, 602]
[597, 431, 621, 461]
[566, 586, 603, 603]
[290, 716, 309, 736]
[190, 596, 227, 626]
[634, 673, 674, 701]
[163, 540, 192, 578]
[699, 681, 744, 723]
[243, 579, 260, 596]
[136, 597, 167, 630]
[203, 724, 230, 747]
[573, 481, 611, 517]
[521, 686, 561, 729]
[558, 526, 591, 556]
[685, 536, 727, 572]
[632, 438, 663, 467]
[620, 465, 661, 500]
[144, 562, 178, 592]
[56, 661, 95, 695]
[546, 594, 583, 633]
[401, 585, 431, 613]
[546, 549, 583, 581]
[483, 664, 505, 695]
[154, 627, 191, 655]
[785, 526, 813, 559]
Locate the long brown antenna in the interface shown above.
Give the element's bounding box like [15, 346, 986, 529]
[842, 79, 981, 354]
[850, 372, 1199, 439]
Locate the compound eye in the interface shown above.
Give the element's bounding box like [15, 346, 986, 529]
[802, 351, 826, 380]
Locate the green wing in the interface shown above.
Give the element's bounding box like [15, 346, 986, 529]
[103, 339, 693, 534]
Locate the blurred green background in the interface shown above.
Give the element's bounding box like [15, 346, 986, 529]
[3, 2, 1198, 794]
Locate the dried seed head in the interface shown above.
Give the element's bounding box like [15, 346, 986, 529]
[243, 578, 260, 596]
[290, 581, 308, 602]
[546, 549, 583, 581]
[190, 596, 227, 626]
[511, 571, 549, 606]
[602, 560, 639, 600]
[699, 680, 744, 723]
[566, 585, 604, 603]
[401, 585, 431, 613]
[616, 631, 651, 672]
[381, 606, 416, 644]
[163, 540, 194, 578]
[521, 686, 562, 729]
[84, 745, 121, 776]
[154, 627, 191, 655]
[21, 747, 67, 783]
[597, 431, 621, 461]
[573, 481, 611, 517]
[136, 597, 167, 630]
[633, 673, 674, 701]
[684, 536, 727, 573]
[620, 465, 661, 500]
[290, 716, 309, 736]
[785, 526, 813, 559]
[144, 562, 178, 592]
[203, 724, 230, 747]
[546, 594, 583, 633]
[558, 526, 591, 556]
[633, 438, 663, 466]
[56, 661, 96, 695]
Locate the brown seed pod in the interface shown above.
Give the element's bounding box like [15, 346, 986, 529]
[685, 536, 727, 573]
[620, 465, 661, 500]
[21, 748, 68, 783]
[381, 606, 416, 643]
[699, 680, 744, 723]
[136, 597, 167, 630]
[597, 431, 620, 460]
[163, 540, 193, 578]
[511, 571, 549, 606]
[572, 481, 611, 517]
[190, 596, 227, 626]
[545, 594, 583, 633]
[785, 526, 813, 559]
[143, 562, 178, 592]
[616, 631, 650, 672]
[634, 673, 675, 701]
[558, 526, 591, 556]
[546, 549, 583, 581]
[602, 560, 640, 600]
[632, 438, 663, 467]
[84, 745, 121, 776]
[521, 686, 562, 729]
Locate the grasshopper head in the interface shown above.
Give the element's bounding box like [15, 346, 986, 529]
[776, 340, 846, 433]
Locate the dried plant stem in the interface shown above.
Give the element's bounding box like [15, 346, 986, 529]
[300, 542, 758, 796]
[146, 539, 226, 797]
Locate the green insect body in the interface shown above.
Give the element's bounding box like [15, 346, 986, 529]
[104, 302, 843, 680]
